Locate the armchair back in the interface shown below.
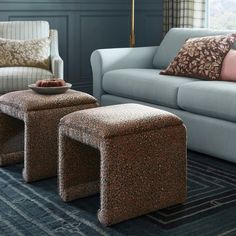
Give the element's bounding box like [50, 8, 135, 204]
[0, 21, 49, 40]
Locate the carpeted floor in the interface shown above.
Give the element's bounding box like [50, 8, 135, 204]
[0, 151, 236, 236]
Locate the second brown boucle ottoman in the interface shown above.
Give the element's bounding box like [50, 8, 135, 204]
[0, 90, 98, 182]
[58, 104, 187, 226]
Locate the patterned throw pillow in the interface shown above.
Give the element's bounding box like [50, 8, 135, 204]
[0, 37, 50, 70]
[160, 34, 236, 80]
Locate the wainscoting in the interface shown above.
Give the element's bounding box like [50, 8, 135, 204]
[0, 0, 163, 93]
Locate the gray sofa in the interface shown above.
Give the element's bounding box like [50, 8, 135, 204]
[91, 28, 236, 163]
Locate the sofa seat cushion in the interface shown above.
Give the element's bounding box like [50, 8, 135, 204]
[0, 67, 52, 94]
[178, 81, 236, 122]
[103, 69, 197, 108]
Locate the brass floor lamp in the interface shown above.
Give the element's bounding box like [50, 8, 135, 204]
[130, 0, 135, 47]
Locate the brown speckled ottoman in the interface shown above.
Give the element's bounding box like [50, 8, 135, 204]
[0, 90, 98, 182]
[58, 104, 187, 226]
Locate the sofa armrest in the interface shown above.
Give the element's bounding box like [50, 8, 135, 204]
[50, 29, 64, 79]
[91, 46, 158, 102]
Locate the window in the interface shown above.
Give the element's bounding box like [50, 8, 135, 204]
[208, 0, 236, 29]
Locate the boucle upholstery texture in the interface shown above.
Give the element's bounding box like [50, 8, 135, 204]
[0, 90, 98, 182]
[58, 104, 187, 226]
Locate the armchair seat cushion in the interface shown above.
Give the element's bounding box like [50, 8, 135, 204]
[103, 68, 196, 108]
[177, 81, 236, 122]
[0, 67, 52, 93]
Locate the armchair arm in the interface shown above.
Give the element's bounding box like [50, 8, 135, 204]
[50, 30, 64, 79]
[90, 46, 158, 102]
[51, 55, 64, 79]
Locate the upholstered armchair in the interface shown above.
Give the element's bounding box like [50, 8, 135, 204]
[0, 21, 63, 94]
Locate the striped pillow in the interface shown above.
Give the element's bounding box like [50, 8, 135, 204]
[0, 37, 50, 70]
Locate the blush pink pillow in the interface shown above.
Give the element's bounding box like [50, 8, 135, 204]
[221, 49, 236, 81]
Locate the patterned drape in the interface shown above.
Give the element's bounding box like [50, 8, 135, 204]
[163, 0, 206, 34]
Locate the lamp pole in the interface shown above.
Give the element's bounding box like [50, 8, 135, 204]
[130, 0, 135, 47]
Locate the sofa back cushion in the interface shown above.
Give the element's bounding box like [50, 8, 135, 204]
[153, 28, 236, 69]
[0, 21, 49, 40]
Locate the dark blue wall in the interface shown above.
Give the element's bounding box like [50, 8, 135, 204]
[0, 0, 163, 93]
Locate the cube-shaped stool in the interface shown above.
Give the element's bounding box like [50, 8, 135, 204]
[0, 90, 98, 182]
[58, 104, 187, 226]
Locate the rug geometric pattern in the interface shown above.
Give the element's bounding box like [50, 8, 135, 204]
[0, 151, 236, 236]
[147, 158, 236, 229]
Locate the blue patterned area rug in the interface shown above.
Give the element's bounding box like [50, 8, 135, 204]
[0, 151, 236, 236]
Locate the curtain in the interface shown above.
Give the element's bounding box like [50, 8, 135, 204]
[163, 0, 206, 34]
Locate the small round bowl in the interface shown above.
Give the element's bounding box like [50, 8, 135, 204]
[28, 83, 72, 95]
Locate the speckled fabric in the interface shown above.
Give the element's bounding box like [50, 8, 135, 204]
[0, 89, 97, 111]
[58, 104, 187, 226]
[0, 90, 98, 182]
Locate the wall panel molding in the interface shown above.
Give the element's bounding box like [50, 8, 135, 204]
[0, 0, 163, 94]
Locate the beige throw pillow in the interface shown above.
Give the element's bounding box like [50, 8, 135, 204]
[0, 37, 50, 70]
[160, 34, 236, 80]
